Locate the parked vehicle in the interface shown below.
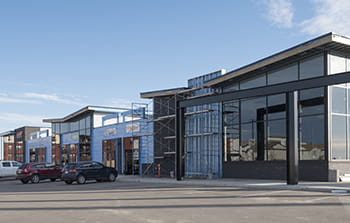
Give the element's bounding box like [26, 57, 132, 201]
[16, 163, 62, 184]
[61, 161, 118, 184]
[0, 161, 22, 177]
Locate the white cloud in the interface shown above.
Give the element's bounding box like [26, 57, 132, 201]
[300, 0, 350, 36]
[262, 0, 294, 28]
[23, 93, 83, 105]
[0, 96, 41, 104]
[0, 112, 44, 125]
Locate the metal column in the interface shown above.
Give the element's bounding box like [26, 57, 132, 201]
[176, 102, 185, 181]
[287, 91, 299, 185]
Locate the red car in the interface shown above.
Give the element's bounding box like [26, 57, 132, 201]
[16, 163, 62, 184]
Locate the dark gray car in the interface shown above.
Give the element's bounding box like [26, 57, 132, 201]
[61, 161, 118, 184]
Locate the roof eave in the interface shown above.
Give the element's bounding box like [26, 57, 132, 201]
[204, 32, 340, 88]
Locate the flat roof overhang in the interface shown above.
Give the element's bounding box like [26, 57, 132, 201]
[205, 32, 350, 88]
[43, 105, 130, 123]
[140, 87, 188, 99]
[0, 131, 15, 137]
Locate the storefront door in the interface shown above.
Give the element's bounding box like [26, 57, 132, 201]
[102, 139, 116, 168]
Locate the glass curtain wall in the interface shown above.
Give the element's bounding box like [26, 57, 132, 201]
[223, 93, 287, 162]
[329, 51, 350, 160]
[52, 115, 92, 162]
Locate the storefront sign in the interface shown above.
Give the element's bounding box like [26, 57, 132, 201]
[126, 123, 140, 133]
[104, 128, 117, 136]
[71, 134, 79, 140]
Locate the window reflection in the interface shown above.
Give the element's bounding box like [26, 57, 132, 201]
[240, 123, 258, 161]
[267, 63, 298, 85]
[300, 115, 325, 160]
[240, 74, 266, 90]
[267, 119, 286, 160]
[300, 54, 324, 79]
[241, 97, 266, 123]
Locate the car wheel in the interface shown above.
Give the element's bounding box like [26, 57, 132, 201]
[77, 175, 86, 184]
[65, 181, 73, 184]
[108, 173, 116, 182]
[50, 178, 56, 182]
[31, 175, 40, 184]
[21, 179, 29, 184]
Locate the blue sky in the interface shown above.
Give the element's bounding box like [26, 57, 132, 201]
[0, 0, 349, 132]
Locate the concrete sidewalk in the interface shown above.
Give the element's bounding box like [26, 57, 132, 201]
[118, 175, 350, 193]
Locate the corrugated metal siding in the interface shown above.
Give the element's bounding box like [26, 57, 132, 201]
[185, 71, 223, 178]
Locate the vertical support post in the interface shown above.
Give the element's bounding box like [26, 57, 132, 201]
[287, 91, 299, 185]
[176, 101, 185, 181]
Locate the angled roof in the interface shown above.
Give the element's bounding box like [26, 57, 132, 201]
[0, 131, 15, 137]
[140, 87, 188, 99]
[205, 32, 350, 87]
[43, 105, 130, 123]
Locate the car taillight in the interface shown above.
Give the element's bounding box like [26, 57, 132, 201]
[69, 169, 77, 173]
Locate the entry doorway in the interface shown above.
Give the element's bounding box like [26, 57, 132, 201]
[124, 137, 139, 175]
[61, 144, 78, 166]
[102, 139, 116, 168]
[29, 148, 46, 162]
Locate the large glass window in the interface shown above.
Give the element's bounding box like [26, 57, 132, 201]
[300, 54, 324, 79]
[329, 52, 346, 75]
[267, 63, 298, 85]
[331, 115, 347, 160]
[241, 97, 266, 123]
[240, 74, 266, 90]
[299, 87, 325, 160]
[300, 115, 325, 160]
[240, 123, 257, 161]
[266, 119, 286, 160]
[330, 83, 350, 160]
[332, 85, 346, 114]
[300, 87, 324, 116]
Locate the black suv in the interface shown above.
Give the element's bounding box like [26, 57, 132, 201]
[61, 161, 118, 184]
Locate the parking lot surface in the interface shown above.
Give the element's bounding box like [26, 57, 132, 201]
[0, 179, 350, 223]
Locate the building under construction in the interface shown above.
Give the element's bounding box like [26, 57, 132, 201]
[141, 70, 226, 178]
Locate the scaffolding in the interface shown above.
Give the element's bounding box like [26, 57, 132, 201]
[140, 70, 224, 178]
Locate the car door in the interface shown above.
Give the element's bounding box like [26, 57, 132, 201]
[1, 162, 12, 176]
[91, 162, 106, 179]
[11, 161, 22, 176]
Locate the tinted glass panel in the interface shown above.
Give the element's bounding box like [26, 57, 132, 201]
[331, 115, 347, 160]
[267, 63, 298, 85]
[266, 119, 286, 160]
[299, 87, 324, 116]
[223, 83, 239, 93]
[300, 54, 324, 79]
[300, 115, 325, 160]
[240, 74, 266, 90]
[240, 123, 257, 161]
[332, 86, 346, 114]
[223, 101, 239, 126]
[241, 97, 266, 123]
[224, 125, 240, 162]
[267, 94, 286, 120]
[329, 53, 346, 75]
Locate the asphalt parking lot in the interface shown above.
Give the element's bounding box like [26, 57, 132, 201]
[0, 178, 350, 223]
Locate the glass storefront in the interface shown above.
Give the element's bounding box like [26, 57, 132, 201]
[223, 87, 325, 162]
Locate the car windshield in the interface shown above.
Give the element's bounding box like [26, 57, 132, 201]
[18, 164, 26, 169]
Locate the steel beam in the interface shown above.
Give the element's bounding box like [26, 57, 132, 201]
[179, 71, 350, 108]
[287, 91, 299, 185]
[175, 102, 185, 181]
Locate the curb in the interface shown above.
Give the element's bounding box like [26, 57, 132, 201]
[117, 176, 350, 193]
